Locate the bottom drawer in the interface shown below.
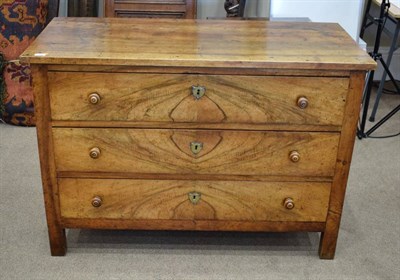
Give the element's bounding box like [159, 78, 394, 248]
[59, 179, 331, 222]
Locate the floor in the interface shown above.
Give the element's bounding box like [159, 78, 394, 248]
[0, 91, 399, 280]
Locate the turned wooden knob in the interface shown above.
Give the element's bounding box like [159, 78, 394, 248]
[88, 93, 101, 104]
[91, 196, 102, 207]
[289, 151, 300, 162]
[297, 96, 309, 109]
[284, 198, 295, 210]
[89, 147, 101, 159]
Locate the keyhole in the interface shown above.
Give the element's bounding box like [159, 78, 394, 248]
[188, 192, 201, 204]
[190, 142, 203, 155]
[192, 86, 205, 100]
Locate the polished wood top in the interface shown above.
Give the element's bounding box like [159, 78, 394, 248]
[21, 17, 375, 70]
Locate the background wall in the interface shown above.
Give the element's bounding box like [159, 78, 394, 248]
[59, 0, 68, 16]
[362, 0, 400, 80]
[59, 0, 269, 19]
[197, 0, 270, 19]
[270, 0, 364, 42]
[60, 1, 360, 41]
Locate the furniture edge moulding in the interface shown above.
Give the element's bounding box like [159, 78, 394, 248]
[61, 218, 326, 232]
[45, 64, 353, 77]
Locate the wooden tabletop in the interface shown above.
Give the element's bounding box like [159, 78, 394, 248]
[21, 17, 376, 71]
[373, 0, 400, 19]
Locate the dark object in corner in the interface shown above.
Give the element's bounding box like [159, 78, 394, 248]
[68, 0, 98, 17]
[47, 0, 60, 23]
[224, 0, 246, 17]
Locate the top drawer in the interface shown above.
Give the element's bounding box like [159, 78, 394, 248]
[48, 72, 348, 126]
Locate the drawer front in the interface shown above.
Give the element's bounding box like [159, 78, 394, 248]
[53, 128, 340, 177]
[48, 72, 348, 126]
[106, 0, 196, 19]
[59, 179, 331, 222]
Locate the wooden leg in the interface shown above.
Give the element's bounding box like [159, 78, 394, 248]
[319, 232, 336, 259]
[48, 227, 67, 256]
[32, 65, 67, 256]
[318, 211, 341, 259]
[318, 72, 366, 260]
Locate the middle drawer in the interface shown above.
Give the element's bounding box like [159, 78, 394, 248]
[53, 128, 339, 177]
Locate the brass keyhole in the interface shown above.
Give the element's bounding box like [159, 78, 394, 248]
[191, 86, 206, 100]
[188, 192, 201, 204]
[190, 141, 203, 154]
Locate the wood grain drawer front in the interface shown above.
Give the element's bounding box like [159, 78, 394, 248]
[48, 72, 348, 126]
[105, 0, 196, 19]
[53, 128, 340, 177]
[59, 179, 331, 222]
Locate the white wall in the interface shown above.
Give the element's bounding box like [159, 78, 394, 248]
[391, 0, 400, 6]
[270, 0, 364, 42]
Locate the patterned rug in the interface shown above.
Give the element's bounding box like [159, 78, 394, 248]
[0, 0, 48, 126]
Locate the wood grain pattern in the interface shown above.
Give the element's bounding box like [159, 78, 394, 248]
[104, 0, 196, 19]
[57, 171, 333, 182]
[61, 218, 326, 232]
[319, 72, 366, 259]
[31, 65, 66, 256]
[48, 72, 349, 126]
[52, 128, 340, 177]
[28, 19, 370, 257]
[20, 18, 376, 70]
[52, 120, 341, 132]
[59, 178, 331, 222]
[47, 65, 351, 77]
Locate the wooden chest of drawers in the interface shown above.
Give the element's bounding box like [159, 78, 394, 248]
[21, 18, 375, 259]
[104, 0, 196, 18]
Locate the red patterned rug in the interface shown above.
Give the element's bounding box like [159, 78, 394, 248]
[1, 0, 48, 126]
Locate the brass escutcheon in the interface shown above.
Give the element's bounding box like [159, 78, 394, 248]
[190, 141, 203, 154]
[188, 192, 201, 204]
[191, 85, 206, 99]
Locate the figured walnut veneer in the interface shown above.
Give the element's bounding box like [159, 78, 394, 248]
[22, 18, 375, 259]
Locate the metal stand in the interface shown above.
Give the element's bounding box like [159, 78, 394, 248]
[357, 0, 400, 139]
[369, 20, 400, 122]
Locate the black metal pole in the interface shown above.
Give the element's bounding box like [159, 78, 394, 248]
[360, 0, 373, 38]
[366, 105, 400, 136]
[238, 0, 247, 18]
[358, 0, 391, 138]
[358, 70, 375, 138]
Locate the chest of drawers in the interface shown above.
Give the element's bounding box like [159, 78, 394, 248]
[21, 18, 375, 259]
[104, 0, 196, 18]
